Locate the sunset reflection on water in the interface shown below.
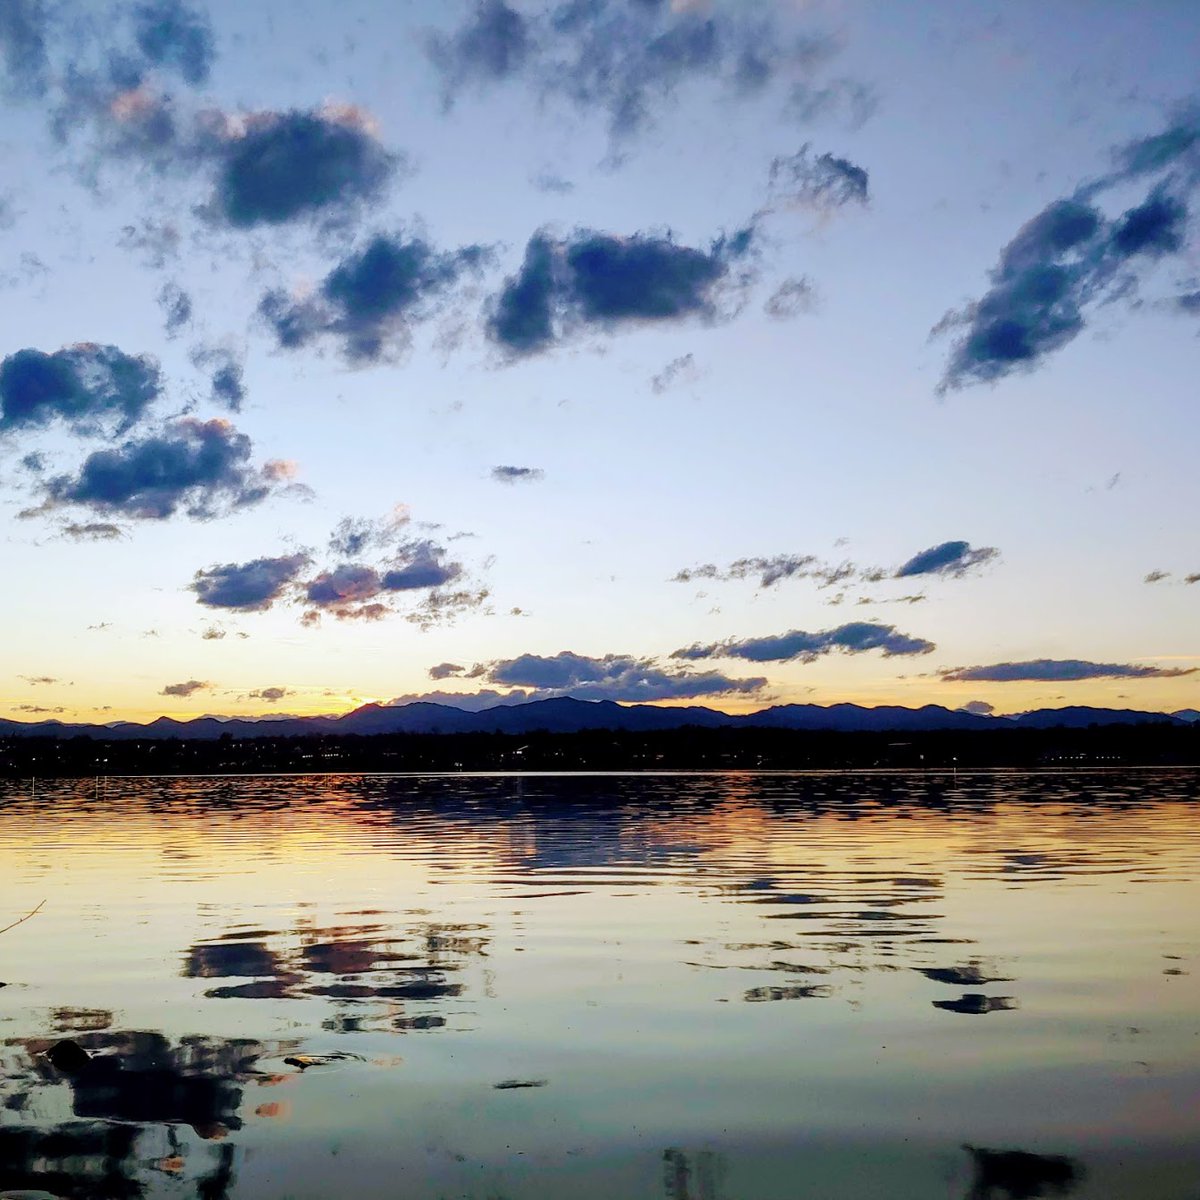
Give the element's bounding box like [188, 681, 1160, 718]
[1, 770, 1198, 1198]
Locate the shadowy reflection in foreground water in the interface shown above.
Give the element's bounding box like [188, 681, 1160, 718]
[0, 769, 1197, 1198]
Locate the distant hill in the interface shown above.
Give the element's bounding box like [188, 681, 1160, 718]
[0, 698, 1190, 740]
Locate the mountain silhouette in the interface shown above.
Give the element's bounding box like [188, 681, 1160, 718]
[0, 699, 1189, 741]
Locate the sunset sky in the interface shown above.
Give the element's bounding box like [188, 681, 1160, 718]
[1, 0, 1197, 724]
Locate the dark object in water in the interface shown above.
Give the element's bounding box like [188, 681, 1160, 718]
[44, 1038, 92, 1073]
[493, 1078, 548, 1089]
[964, 1143, 1081, 1198]
[283, 1052, 363, 1070]
[918, 962, 1012, 986]
[934, 993, 1018, 1015]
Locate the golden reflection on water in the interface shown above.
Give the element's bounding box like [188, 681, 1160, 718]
[0, 770, 1198, 1199]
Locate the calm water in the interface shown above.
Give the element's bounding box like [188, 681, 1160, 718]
[0, 771, 1198, 1199]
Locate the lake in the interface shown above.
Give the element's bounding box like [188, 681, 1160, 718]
[1, 770, 1198, 1199]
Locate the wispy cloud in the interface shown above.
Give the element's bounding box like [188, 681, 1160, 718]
[160, 678, 212, 697]
[936, 106, 1200, 390]
[673, 622, 935, 664]
[491, 465, 544, 484]
[940, 659, 1195, 682]
[477, 649, 767, 702]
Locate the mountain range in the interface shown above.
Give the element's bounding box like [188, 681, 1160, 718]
[1, 699, 1197, 741]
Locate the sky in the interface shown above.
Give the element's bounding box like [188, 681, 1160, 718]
[0, 0, 1197, 724]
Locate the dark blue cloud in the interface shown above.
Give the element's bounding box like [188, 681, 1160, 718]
[491, 465, 544, 484]
[937, 199, 1105, 389]
[382, 541, 463, 591]
[303, 537, 468, 620]
[158, 280, 192, 338]
[1110, 191, 1188, 257]
[190, 346, 245, 411]
[768, 144, 869, 209]
[673, 622, 935, 663]
[426, 0, 846, 140]
[133, 0, 215, 86]
[43, 418, 290, 520]
[0, 344, 162, 435]
[215, 109, 398, 228]
[938, 111, 1200, 390]
[192, 553, 311, 610]
[260, 232, 489, 362]
[895, 540, 998, 579]
[486, 234, 556, 353]
[0, 0, 48, 98]
[487, 226, 755, 356]
[427, 0, 531, 92]
[941, 659, 1195, 682]
[483, 650, 767, 702]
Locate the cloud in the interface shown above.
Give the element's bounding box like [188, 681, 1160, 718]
[674, 553, 856, 589]
[160, 679, 212, 697]
[190, 347, 245, 411]
[0, 0, 48, 99]
[200, 626, 225, 640]
[937, 109, 1200, 390]
[61, 521, 125, 541]
[259, 232, 489, 362]
[118, 218, 181, 268]
[158, 280, 192, 338]
[39, 418, 293, 520]
[426, 0, 532, 93]
[940, 659, 1196, 682]
[426, 1, 849, 142]
[957, 700, 995, 716]
[764, 277, 817, 319]
[132, 0, 215, 86]
[479, 650, 767, 702]
[786, 77, 877, 128]
[403, 586, 490, 631]
[191, 509, 480, 628]
[677, 543, 996, 590]
[248, 686, 291, 704]
[20, 675, 57, 685]
[192, 553, 311, 611]
[673, 622, 936, 663]
[0, 344, 162, 435]
[895, 540, 999, 579]
[303, 540, 467, 620]
[1186, 573, 1200, 585]
[487, 226, 755, 356]
[650, 352, 698, 394]
[305, 563, 383, 608]
[328, 508, 411, 557]
[768, 143, 869, 210]
[491, 465, 544, 484]
[213, 106, 398, 228]
[429, 662, 465, 680]
[387, 688, 529, 711]
[1144, 569, 1170, 583]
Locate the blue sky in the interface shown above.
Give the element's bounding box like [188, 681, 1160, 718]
[1, 0, 1197, 722]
